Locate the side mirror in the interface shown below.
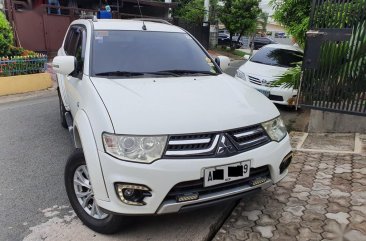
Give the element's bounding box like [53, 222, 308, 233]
[244, 55, 250, 60]
[52, 56, 76, 75]
[215, 56, 230, 71]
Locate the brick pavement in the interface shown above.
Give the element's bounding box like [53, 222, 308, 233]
[214, 150, 366, 241]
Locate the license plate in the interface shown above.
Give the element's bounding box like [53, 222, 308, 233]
[204, 161, 251, 187]
[256, 88, 270, 97]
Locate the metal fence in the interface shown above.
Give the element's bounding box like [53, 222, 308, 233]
[0, 55, 47, 77]
[300, 0, 366, 116]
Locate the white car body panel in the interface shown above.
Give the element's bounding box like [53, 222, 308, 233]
[90, 74, 279, 135]
[241, 60, 289, 80]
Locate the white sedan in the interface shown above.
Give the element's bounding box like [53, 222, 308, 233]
[236, 44, 303, 106]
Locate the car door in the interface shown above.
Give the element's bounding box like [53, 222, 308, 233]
[64, 26, 86, 117]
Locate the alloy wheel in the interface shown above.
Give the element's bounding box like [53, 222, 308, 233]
[73, 165, 108, 219]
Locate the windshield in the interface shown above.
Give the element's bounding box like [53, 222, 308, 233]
[250, 47, 303, 68]
[91, 30, 219, 77]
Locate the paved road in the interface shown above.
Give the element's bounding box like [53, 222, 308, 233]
[0, 93, 234, 241]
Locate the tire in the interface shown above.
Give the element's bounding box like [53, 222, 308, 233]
[64, 149, 124, 234]
[58, 89, 68, 129]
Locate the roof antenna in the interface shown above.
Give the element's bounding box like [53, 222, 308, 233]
[136, 0, 146, 30]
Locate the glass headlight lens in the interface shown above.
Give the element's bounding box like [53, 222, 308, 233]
[261, 117, 287, 142]
[102, 133, 167, 163]
[236, 70, 246, 80]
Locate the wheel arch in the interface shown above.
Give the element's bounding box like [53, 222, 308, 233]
[73, 126, 82, 149]
[72, 110, 110, 201]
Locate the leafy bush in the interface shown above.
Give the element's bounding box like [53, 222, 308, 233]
[176, 0, 205, 23]
[270, 0, 311, 47]
[0, 12, 15, 56]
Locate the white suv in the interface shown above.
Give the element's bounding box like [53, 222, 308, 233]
[53, 18, 292, 234]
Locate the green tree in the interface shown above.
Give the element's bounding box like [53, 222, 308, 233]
[219, 0, 261, 49]
[270, 0, 311, 47]
[258, 12, 269, 34]
[0, 11, 15, 56]
[176, 0, 219, 24]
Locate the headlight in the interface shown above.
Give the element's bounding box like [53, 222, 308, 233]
[236, 70, 246, 80]
[102, 133, 167, 163]
[261, 117, 287, 142]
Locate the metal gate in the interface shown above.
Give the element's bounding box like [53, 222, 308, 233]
[5, 1, 96, 56]
[300, 0, 366, 116]
[173, 18, 210, 49]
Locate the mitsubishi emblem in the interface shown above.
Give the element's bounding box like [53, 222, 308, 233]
[216, 135, 236, 156]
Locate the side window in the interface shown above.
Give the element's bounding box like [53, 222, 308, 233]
[67, 27, 86, 78]
[74, 29, 86, 75]
[68, 30, 80, 56]
[63, 28, 74, 55]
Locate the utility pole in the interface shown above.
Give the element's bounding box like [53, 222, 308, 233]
[165, 0, 172, 19]
[203, 0, 209, 24]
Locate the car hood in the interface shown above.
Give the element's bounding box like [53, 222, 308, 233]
[90, 74, 279, 135]
[239, 60, 288, 81]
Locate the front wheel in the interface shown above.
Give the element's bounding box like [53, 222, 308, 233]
[64, 149, 123, 234]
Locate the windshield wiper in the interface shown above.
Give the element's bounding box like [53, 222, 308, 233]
[251, 60, 268, 65]
[155, 70, 218, 76]
[95, 71, 182, 77]
[95, 70, 218, 77]
[95, 71, 145, 77]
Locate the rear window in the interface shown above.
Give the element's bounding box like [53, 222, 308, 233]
[250, 47, 303, 68]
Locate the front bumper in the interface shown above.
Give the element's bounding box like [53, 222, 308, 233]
[96, 135, 292, 215]
[236, 77, 297, 105]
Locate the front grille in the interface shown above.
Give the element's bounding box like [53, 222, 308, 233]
[167, 134, 215, 151]
[165, 134, 220, 157]
[269, 94, 284, 101]
[227, 125, 270, 151]
[248, 75, 261, 85]
[164, 125, 270, 158]
[164, 165, 270, 201]
[248, 75, 273, 87]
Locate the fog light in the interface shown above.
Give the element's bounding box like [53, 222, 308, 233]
[116, 184, 152, 206]
[280, 153, 293, 174]
[176, 192, 199, 202]
[123, 188, 135, 197]
[250, 177, 268, 186]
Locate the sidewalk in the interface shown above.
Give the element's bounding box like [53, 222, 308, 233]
[214, 132, 366, 241]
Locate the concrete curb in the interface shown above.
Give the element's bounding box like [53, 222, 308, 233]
[290, 131, 366, 155]
[0, 73, 53, 96]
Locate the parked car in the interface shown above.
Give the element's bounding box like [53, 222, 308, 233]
[236, 44, 303, 106]
[232, 35, 248, 47]
[218, 33, 243, 48]
[275, 32, 287, 38]
[52, 19, 292, 234]
[250, 37, 277, 50]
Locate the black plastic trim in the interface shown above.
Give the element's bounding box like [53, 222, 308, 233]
[178, 188, 260, 213]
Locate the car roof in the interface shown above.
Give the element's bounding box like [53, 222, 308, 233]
[262, 43, 303, 52]
[71, 19, 186, 33]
